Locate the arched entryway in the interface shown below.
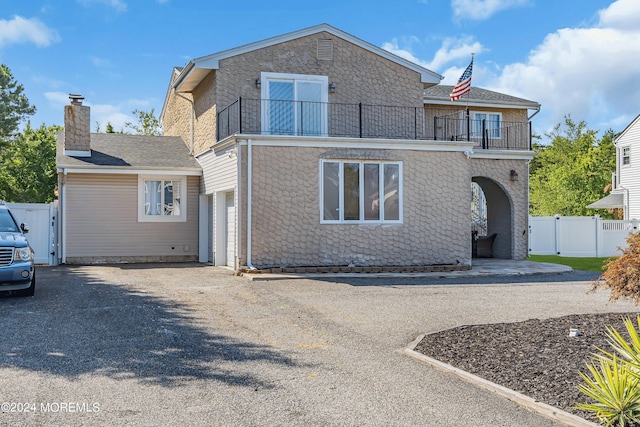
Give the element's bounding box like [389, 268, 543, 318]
[472, 177, 513, 259]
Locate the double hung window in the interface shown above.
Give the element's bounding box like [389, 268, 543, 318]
[261, 72, 328, 136]
[622, 146, 631, 166]
[321, 160, 402, 223]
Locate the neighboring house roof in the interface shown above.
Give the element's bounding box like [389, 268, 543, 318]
[56, 133, 202, 174]
[614, 113, 640, 145]
[586, 192, 624, 209]
[172, 23, 443, 93]
[424, 86, 541, 111]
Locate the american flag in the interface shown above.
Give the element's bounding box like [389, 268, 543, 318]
[450, 57, 473, 101]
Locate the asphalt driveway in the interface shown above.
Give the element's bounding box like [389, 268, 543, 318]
[0, 264, 635, 426]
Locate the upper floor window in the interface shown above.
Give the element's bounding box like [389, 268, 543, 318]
[138, 175, 187, 222]
[260, 72, 328, 137]
[321, 160, 402, 224]
[472, 112, 502, 139]
[622, 146, 631, 166]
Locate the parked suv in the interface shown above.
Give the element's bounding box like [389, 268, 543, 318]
[0, 203, 35, 296]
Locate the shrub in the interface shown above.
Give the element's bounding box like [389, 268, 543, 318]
[576, 355, 640, 426]
[576, 316, 640, 426]
[592, 232, 640, 304]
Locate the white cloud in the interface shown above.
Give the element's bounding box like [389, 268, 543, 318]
[383, 35, 482, 71]
[451, 0, 530, 21]
[44, 92, 148, 131]
[489, 0, 640, 134]
[45, 91, 71, 107]
[382, 39, 431, 69]
[77, 0, 127, 13]
[0, 16, 59, 48]
[598, 0, 640, 30]
[91, 105, 131, 131]
[89, 56, 112, 68]
[428, 36, 483, 71]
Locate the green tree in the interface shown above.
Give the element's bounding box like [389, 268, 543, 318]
[529, 117, 616, 217]
[0, 64, 36, 147]
[0, 122, 61, 203]
[125, 108, 162, 136]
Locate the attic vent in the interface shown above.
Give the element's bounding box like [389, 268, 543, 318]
[317, 39, 333, 60]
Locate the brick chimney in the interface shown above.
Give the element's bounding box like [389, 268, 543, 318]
[63, 94, 91, 157]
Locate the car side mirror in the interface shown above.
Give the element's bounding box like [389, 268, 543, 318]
[20, 223, 29, 234]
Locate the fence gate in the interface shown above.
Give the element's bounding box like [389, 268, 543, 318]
[6, 202, 58, 265]
[529, 215, 638, 258]
[557, 216, 597, 257]
[528, 216, 556, 255]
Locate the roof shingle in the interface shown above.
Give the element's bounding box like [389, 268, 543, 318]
[56, 132, 201, 172]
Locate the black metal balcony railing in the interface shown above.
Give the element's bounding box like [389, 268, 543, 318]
[217, 98, 532, 151]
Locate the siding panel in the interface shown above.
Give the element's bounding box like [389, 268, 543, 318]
[617, 121, 640, 219]
[197, 147, 238, 265]
[198, 147, 237, 193]
[65, 174, 199, 260]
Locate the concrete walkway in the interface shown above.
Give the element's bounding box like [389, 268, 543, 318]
[245, 258, 574, 280]
[0, 262, 627, 427]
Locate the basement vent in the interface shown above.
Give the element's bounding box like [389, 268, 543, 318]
[317, 39, 333, 60]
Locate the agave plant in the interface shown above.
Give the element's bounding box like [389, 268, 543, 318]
[576, 355, 640, 426]
[603, 317, 640, 370]
[576, 316, 640, 426]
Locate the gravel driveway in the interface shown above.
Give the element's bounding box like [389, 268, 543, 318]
[0, 264, 635, 426]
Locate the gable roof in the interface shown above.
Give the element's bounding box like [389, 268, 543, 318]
[614, 113, 640, 145]
[57, 133, 202, 174]
[172, 23, 443, 93]
[424, 85, 540, 111]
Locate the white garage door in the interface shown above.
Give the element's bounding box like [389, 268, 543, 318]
[225, 192, 235, 268]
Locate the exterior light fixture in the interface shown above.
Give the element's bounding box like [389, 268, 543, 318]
[329, 82, 336, 93]
[510, 169, 519, 182]
[255, 79, 261, 89]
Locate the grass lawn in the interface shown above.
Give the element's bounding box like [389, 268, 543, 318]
[527, 255, 613, 272]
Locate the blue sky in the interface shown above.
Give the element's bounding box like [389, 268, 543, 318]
[1, 0, 638, 142]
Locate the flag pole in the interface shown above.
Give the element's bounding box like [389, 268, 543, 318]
[449, 53, 475, 141]
[466, 53, 474, 141]
[465, 53, 474, 116]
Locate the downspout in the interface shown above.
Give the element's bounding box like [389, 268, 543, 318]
[527, 106, 541, 151]
[236, 144, 242, 268]
[624, 188, 630, 221]
[61, 168, 67, 264]
[246, 139, 256, 270]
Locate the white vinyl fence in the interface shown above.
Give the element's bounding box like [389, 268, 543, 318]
[6, 202, 58, 265]
[529, 215, 639, 257]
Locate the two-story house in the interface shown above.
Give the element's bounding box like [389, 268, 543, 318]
[159, 23, 540, 272]
[588, 114, 640, 219]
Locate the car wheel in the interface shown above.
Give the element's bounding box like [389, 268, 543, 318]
[16, 270, 35, 297]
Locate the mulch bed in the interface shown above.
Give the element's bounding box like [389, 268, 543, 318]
[414, 312, 640, 424]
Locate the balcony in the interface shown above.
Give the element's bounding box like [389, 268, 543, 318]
[217, 98, 532, 151]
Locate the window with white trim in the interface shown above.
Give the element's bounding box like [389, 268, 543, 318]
[472, 112, 502, 138]
[321, 160, 402, 223]
[261, 72, 328, 136]
[622, 146, 631, 166]
[138, 176, 187, 222]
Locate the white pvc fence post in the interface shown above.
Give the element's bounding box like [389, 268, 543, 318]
[554, 215, 561, 255]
